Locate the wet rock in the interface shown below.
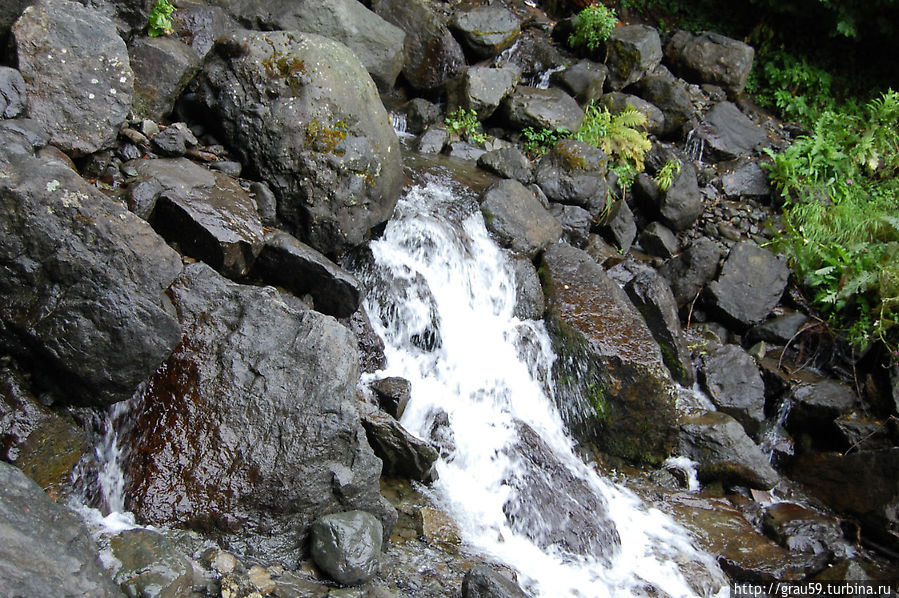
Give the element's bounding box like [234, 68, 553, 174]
[696, 102, 770, 161]
[596, 198, 634, 252]
[370, 377, 411, 420]
[129, 36, 201, 121]
[109, 528, 194, 598]
[451, 6, 520, 60]
[535, 139, 608, 219]
[462, 565, 529, 598]
[679, 411, 780, 489]
[746, 312, 809, 346]
[707, 241, 790, 328]
[639, 221, 678, 258]
[762, 502, 851, 559]
[502, 87, 584, 133]
[633, 68, 695, 137]
[208, 159, 241, 177]
[12, 0, 132, 157]
[552, 60, 608, 105]
[542, 243, 679, 464]
[311, 511, 383, 585]
[253, 230, 361, 318]
[720, 158, 770, 200]
[447, 141, 486, 161]
[787, 380, 857, 448]
[481, 179, 562, 258]
[372, 0, 466, 91]
[665, 30, 755, 96]
[0, 461, 122, 597]
[0, 67, 27, 119]
[658, 236, 723, 307]
[834, 413, 893, 452]
[509, 255, 545, 320]
[655, 158, 703, 231]
[585, 234, 623, 267]
[124, 263, 396, 567]
[414, 506, 461, 551]
[417, 127, 449, 154]
[197, 30, 401, 256]
[342, 309, 387, 375]
[605, 25, 663, 90]
[447, 66, 519, 120]
[150, 122, 198, 157]
[360, 407, 439, 483]
[599, 92, 666, 136]
[699, 344, 766, 435]
[496, 33, 566, 83]
[0, 141, 181, 407]
[503, 421, 620, 558]
[216, 0, 405, 91]
[550, 203, 592, 248]
[171, 2, 239, 58]
[478, 147, 533, 184]
[625, 270, 695, 386]
[404, 98, 441, 135]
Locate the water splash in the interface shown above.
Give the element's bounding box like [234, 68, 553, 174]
[532, 65, 566, 89]
[685, 129, 706, 164]
[389, 112, 413, 139]
[354, 175, 727, 597]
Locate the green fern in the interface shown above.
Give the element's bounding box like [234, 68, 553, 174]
[655, 158, 682, 191]
[148, 0, 175, 37]
[575, 103, 651, 172]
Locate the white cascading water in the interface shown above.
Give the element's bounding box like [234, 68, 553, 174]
[355, 175, 727, 598]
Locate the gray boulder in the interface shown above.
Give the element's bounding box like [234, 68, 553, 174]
[311, 511, 383, 585]
[788, 380, 857, 438]
[0, 461, 123, 597]
[370, 376, 411, 419]
[700, 344, 766, 434]
[372, 0, 466, 91]
[633, 68, 696, 137]
[447, 66, 519, 119]
[481, 179, 562, 258]
[550, 203, 592, 248]
[535, 139, 608, 219]
[720, 158, 771, 200]
[214, 0, 405, 90]
[129, 36, 201, 120]
[639, 221, 678, 258]
[1, 0, 31, 46]
[605, 25, 663, 90]
[665, 30, 755, 96]
[12, 0, 133, 156]
[108, 529, 194, 598]
[124, 263, 396, 566]
[150, 122, 198, 157]
[509, 255, 545, 320]
[658, 236, 723, 307]
[657, 159, 703, 231]
[197, 30, 402, 256]
[746, 312, 809, 346]
[552, 60, 608, 104]
[707, 241, 789, 328]
[417, 126, 449, 154]
[696, 102, 770, 160]
[462, 565, 529, 598]
[360, 406, 438, 483]
[172, 2, 240, 58]
[451, 6, 520, 59]
[598, 198, 637, 253]
[502, 86, 584, 133]
[478, 147, 533, 184]
[404, 98, 441, 135]
[0, 67, 26, 119]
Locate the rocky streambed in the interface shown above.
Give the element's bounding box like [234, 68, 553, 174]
[1, 0, 898, 596]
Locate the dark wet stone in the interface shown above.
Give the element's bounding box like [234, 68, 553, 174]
[696, 102, 770, 161]
[447, 141, 486, 161]
[762, 502, 852, 559]
[250, 181, 278, 227]
[550, 203, 592, 248]
[552, 60, 608, 105]
[658, 236, 724, 307]
[405, 98, 441, 135]
[657, 159, 703, 231]
[172, 2, 240, 58]
[109, 528, 194, 598]
[448, 67, 519, 120]
[639, 221, 678, 258]
[481, 179, 562, 258]
[665, 30, 755, 96]
[834, 413, 894, 452]
[129, 37, 201, 121]
[253, 230, 361, 318]
[509, 255, 545, 320]
[208, 160, 242, 177]
[360, 406, 438, 483]
[598, 199, 637, 252]
[0, 67, 27, 119]
[478, 147, 533, 184]
[535, 139, 608, 219]
[633, 68, 696, 137]
[502, 86, 584, 133]
[746, 312, 809, 346]
[700, 344, 766, 435]
[451, 6, 520, 59]
[150, 122, 198, 157]
[585, 234, 623, 267]
[370, 377, 411, 420]
[605, 25, 663, 90]
[720, 158, 770, 200]
[599, 92, 666, 136]
[12, 0, 132, 156]
[462, 565, 529, 598]
[342, 309, 387, 375]
[417, 127, 449, 154]
[787, 380, 858, 449]
[311, 511, 383, 585]
[0, 461, 123, 597]
[707, 241, 789, 328]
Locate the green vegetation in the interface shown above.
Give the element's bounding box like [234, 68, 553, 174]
[521, 126, 570, 157]
[767, 90, 899, 354]
[568, 4, 619, 52]
[445, 107, 487, 147]
[147, 0, 175, 37]
[575, 102, 651, 174]
[655, 158, 681, 191]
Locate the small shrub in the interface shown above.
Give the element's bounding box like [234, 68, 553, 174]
[568, 4, 618, 53]
[521, 126, 571, 157]
[445, 107, 487, 147]
[148, 0, 176, 37]
[655, 158, 681, 191]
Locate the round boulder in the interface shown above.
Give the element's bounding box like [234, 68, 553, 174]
[311, 511, 384, 585]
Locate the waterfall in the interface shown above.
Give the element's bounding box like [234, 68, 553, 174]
[353, 174, 727, 598]
[685, 129, 706, 164]
[533, 65, 566, 89]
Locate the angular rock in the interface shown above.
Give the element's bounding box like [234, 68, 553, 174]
[665, 30, 755, 96]
[762, 502, 851, 559]
[172, 2, 240, 58]
[599, 199, 636, 252]
[404, 98, 441, 135]
[707, 241, 789, 328]
[633, 68, 696, 137]
[746, 312, 809, 346]
[451, 6, 520, 59]
[658, 236, 724, 307]
[129, 36, 201, 120]
[552, 60, 608, 104]
[657, 159, 703, 231]
[360, 407, 438, 483]
[0, 142, 181, 407]
[625, 269, 695, 386]
[599, 91, 666, 136]
[462, 565, 529, 598]
[495, 33, 566, 83]
[639, 221, 678, 258]
[699, 344, 766, 435]
[417, 127, 449, 154]
[0, 461, 122, 597]
[605, 25, 663, 90]
[787, 380, 857, 446]
[550, 203, 592, 248]
[502, 87, 584, 133]
[679, 411, 780, 489]
[124, 263, 396, 566]
[12, 0, 133, 156]
[252, 230, 361, 318]
[343, 309, 387, 375]
[1, 0, 31, 47]
[109, 529, 194, 598]
[372, 0, 466, 91]
[833, 412, 893, 452]
[311, 511, 383, 585]
[447, 66, 519, 120]
[414, 506, 461, 551]
[535, 139, 608, 218]
[585, 233, 624, 267]
[447, 141, 486, 161]
[478, 147, 533, 184]
[197, 30, 402, 256]
[542, 243, 679, 464]
[481, 179, 562, 258]
[215, 0, 405, 90]
[370, 376, 411, 420]
[509, 255, 545, 320]
[150, 122, 198, 157]
[0, 67, 27, 119]
[696, 102, 770, 161]
[720, 158, 771, 200]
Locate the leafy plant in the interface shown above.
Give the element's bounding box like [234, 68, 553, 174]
[655, 158, 681, 191]
[148, 0, 176, 37]
[575, 102, 651, 173]
[445, 107, 487, 147]
[521, 126, 570, 157]
[568, 4, 618, 52]
[768, 89, 899, 354]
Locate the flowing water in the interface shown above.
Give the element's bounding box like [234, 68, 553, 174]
[353, 174, 727, 597]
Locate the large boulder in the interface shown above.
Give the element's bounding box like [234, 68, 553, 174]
[213, 0, 405, 90]
[311, 511, 383, 585]
[695, 102, 770, 161]
[129, 36, 202, 121]
[0, 461, 123, 597]
[653, 158, 703, 231]
[477, 147, 533, 184]
[12, 0, 133, 156]
[706, 241, 789, 328]
[481, 179, 562, 258]
[604, 25, 663, 90]
[450, 6, 520, 59]
[447, 66, 519, 120]
[633, 68, 696, 137]
[359, 407, 438, 483]
[658, 236, 724, 307]
[197, 30, 402, 256]
[534, 139, 608, 219]
[502, 87, 584, 133]
[541, 243, 679, 464]
[699, 344, 766, 435]
[665, 30, 755, 96]
[372, 0, 466, 91]
[0, 131, 182, 407]
[124, 263, 396, 567]
[552, 60, 608, 105]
